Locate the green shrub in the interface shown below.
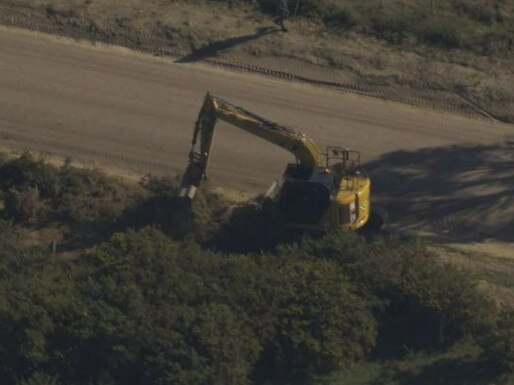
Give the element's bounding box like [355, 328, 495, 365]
[417, 16, 475, 48]
[0, 154, 132, 228]
[324, 6, 360, 29]
[16, 373, 60, 385]
[262, 257, 377, 375]
[453, 0, 497, 25]
[279, 232, 496, 349]
[3, 187, 48, 223]
[56, 165, 129, 227]
[481, 26, 514, 54]
[0, 152, 503, 384]
[477, 311, 514, 372]
[78, 229, 376, 381]
[0, 219, 17, 245]
[64, 229, 262, 385]
[0, 227, 379, 384]
[369, 7, 425, 44]
[121, 178, 224, 241]
[138, 174, 178, 195]
[0, 153, 60, 200]
[190, 303, 261, 385]
[0, 233, 76, 385]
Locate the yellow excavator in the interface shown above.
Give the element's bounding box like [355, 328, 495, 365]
[178, 92, 373, 232]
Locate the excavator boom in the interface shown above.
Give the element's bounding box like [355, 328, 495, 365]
[179, 93, 323, 199]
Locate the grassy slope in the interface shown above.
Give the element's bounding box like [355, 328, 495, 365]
[434, 245, 514, 311]
[0, 0, 512, 121]
[0, 151, 512, 385]
[313, 340, 506, 385]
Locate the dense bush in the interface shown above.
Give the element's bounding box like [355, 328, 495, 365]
[69, 230, 263, 385]
[477, 311, 514, 372]
[259, 257, 377, 375]
[278, 233, 498, 349]
[417, 16, 475, 48]
[0, 154, 132, 227]
[209, 197, 290, 252]
[0, 223, 76, 384]
[0, 227, 378, 384]
[0, 153, 60, 199]
[3, 187, 47, 223]
[0, 154, 510, 384]
[0, 222, 507, 385]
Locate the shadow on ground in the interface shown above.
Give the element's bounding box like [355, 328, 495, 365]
[176, 27, 278, 63]
[365, 141, 514, 242]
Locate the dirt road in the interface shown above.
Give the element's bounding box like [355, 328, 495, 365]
[1, 27, 513, 240]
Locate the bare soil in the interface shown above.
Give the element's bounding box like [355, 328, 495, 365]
[1, 26, 513, 245]
[0, 0, 513, 121]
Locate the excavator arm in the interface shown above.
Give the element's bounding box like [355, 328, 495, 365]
[179, 93, 324, 199]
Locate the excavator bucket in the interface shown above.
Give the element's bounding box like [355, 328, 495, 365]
[178, 152, 207, 200]
[178, 93, 218, 200]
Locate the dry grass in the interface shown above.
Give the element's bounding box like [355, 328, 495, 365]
[433, 244, 514, 310]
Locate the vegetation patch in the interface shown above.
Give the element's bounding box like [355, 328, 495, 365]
[0, 154, 132, 227]
[0, 153, 512, 385]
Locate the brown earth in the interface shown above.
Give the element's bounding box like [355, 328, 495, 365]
[0, 0, 513, 122]
[0, 26, 513, 248]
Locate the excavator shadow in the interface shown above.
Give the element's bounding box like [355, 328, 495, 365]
[175, 27, 278, 63]
[365, 142, 514, 243]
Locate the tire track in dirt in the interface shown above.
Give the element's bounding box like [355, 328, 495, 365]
[0, 3, 498, 121]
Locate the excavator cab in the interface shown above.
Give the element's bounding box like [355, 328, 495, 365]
[276, 148, 370, 231]
[279, 164, 334, 226]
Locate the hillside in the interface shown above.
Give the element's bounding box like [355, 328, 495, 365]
[0, 152, 512, 385]
[0, 1, 513, 382]
[0, 0, 512, 121]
